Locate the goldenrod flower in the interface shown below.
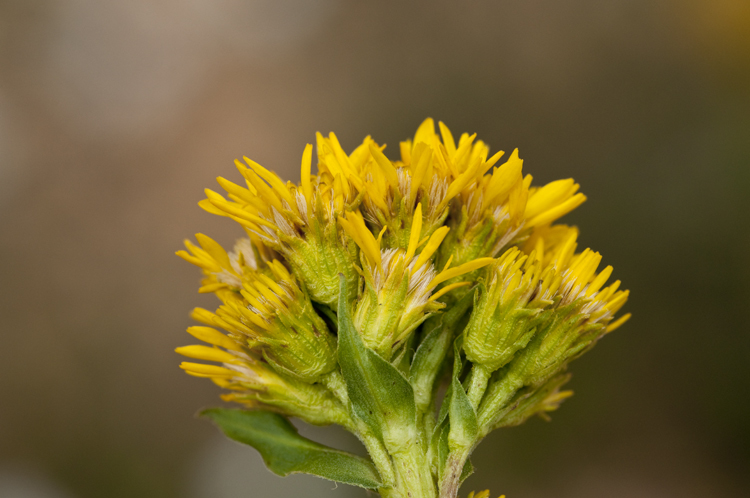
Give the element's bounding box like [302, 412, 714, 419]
[464, 226, 630, 376]
[339, 204, 492, 357]
[463, 247, 550, 373]
[176, 118, 630, 498]
[491, 373, 574, 429]
[199, 141, 360, 310]
[177, 335, 346, 426]
[178, 251, 337, 383]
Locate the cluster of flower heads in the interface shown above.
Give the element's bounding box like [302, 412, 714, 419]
[176, 118, 630, 428]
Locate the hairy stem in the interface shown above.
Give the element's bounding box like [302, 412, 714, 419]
[439, 446, 471, 498]
[412, 292, 474, 417]
[476, 373, 524, 435]
[381, 443, 436, 498]
[323, 369, 397, 487]
[465, 364, 491, 410]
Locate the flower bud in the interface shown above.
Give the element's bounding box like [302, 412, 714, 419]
[463, 248, 548, 372]
[230, 260, 339, 382]
[177, 338, 345, 426]
[183, 255, 339, 383]
[489, 374, 573, 430]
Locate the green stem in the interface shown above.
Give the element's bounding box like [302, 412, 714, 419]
[441, 370, 519, 498]
[362, 431, 396, 488]
[439, 446, 471, 498]
[322, 370, 397, 487]
[465, 364, 491, 411]
[381, 443, 437, 498]
[420, 409, 436, 449]
[412, 292, 474, 418]
[476, 374, 524, 434]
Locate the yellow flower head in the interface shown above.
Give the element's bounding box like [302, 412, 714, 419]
[200, 142, 360, 310]
[532, 225, 631, 331]
[337, 118, 588, 307]
[339, 205, 492, 357]
[177, 322, 344, 425]
[464, 222, 629, 375]
[178, 238, 338, 383]
[177, 118, 629, 434]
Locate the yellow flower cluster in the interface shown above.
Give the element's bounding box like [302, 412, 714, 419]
[175, 117, 629, 419]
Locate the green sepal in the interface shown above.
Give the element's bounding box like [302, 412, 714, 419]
[447, 338, 478, 450]
[336, 274, 417, 448]
[201, 408, 382, 490]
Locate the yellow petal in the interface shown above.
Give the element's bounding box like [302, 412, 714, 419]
[300, 143, 314, 210]
[586, 265, 613, 297]
[428, 281, 470, 302]
[243, 156, 293, 205]
[369, 143, 400, 188]
[413, 118, 436, 146]
[438, 121, 456, 157]
[180, 362, 236, 377]
[413, 226, 450, 272]
[196, 233, 233, 271]
[430, 257, 494, 289]
[409, 143, 433, 201]
[527, 192, 586, 228]
[606, 312, 631, 332]
[176, 345, 237, 363]
[216, 177, 256, 205]
[525, 179, 577, 219]
[199, 198, 229, 216]
[186, 326, 243, 351]
[405, 203, 423, 261]
[339, 212, 382, 270]
[205, 190, 276, 229]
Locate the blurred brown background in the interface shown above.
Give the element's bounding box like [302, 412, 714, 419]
[1, 1, 748, 497]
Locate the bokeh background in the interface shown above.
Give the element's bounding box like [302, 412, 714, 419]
[1, 1, 749, 497]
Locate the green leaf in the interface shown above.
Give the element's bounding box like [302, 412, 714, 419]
[201, 408, 382, 490]
[436, 423, 450, 479]
[435, 381, 453, 430]
[448, 338, 478, 450]
[336, 274, 417, 448]
[460, 458, 474, 483]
